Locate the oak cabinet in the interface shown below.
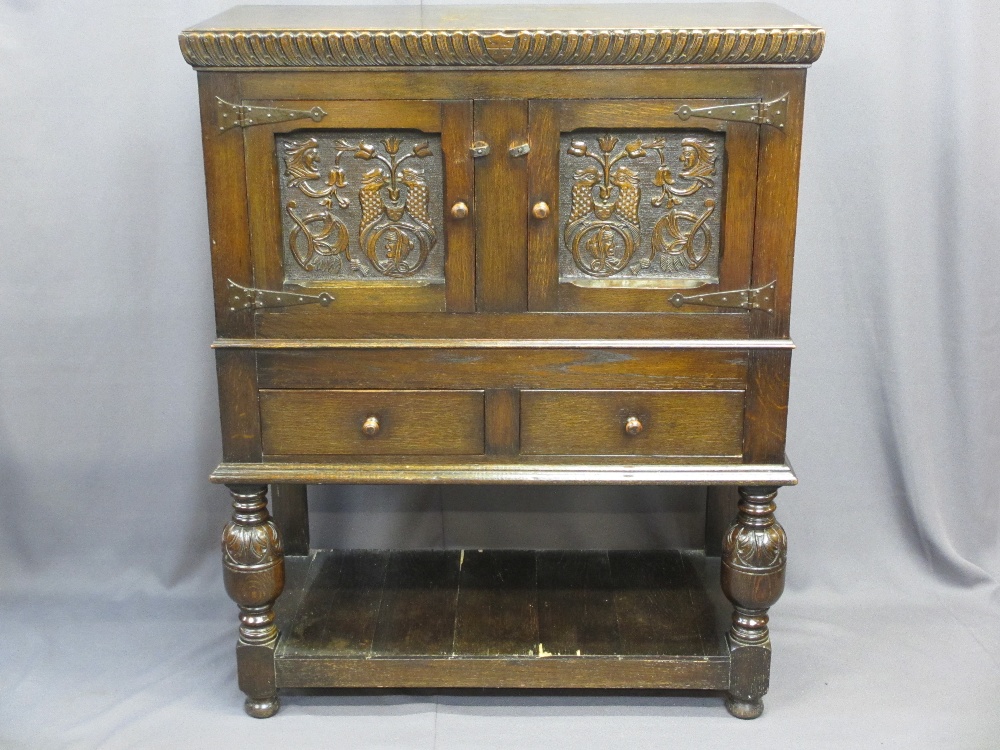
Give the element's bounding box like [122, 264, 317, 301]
[181, 2, 823, 720]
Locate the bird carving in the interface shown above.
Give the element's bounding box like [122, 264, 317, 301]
[611, 167, 641, 227]
[358, 168, 388, 232]
[400, 167, 432, 229]
[569, 167, 600, 223]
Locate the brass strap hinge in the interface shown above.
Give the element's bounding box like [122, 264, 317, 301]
[669, 281, 775, 312]
[215, 97, 327, 132]
[675, 94, 789, 131]
[227, 280, 334, 311]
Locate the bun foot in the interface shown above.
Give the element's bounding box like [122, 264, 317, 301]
[725, 695, 763, 719]
[245, 695, 280, 718]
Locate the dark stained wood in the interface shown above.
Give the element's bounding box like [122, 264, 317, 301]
[270, 484, 309, 555]
[527, 101, 560, 310]
[720, 487, 786, 718]
[276, 654, 730, 689]
[705, 485, 739, 557]
[214, 350, 261, 462]
[188, 4, 820, 718]
[281, 550, 387, 657]
[718, 122, 760, 296]
[273, 552, 313, 635]
[237, 69, 772, 103]
[484, 389, 520, 455]
[536, 551, 620, 656]
[259, 389, 485, 456]
[223, 485, 284, 718]
[273, 549, 731, 689]
[196, 72, 253, 338]
[475, 100, 528, 312]
[454, 549, 538, 656]
[520, 390, 744, 457]
[241, 98, 468, 313]
[254, 310, 751, 340]
[442, 101, 476, 312]
[214, 459, 796, 486]
[751, 70, 808, 340]
[372, 550, 461, 656]
[257, 348, 749, 391]
[742, 348, 791, 464]
[531, 99, 760, 315]
[609, 551, 705, 656]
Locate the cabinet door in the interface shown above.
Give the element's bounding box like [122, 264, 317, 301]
[527, 100, 758, 313]
[244, 99, 474, 313]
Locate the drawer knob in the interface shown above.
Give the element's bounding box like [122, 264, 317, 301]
[450, 201, 469, 220]
[624, 416, 643, 436]
[532, 201, 550, 220]
[362, 415, 380, 437]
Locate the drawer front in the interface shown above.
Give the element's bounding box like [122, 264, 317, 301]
[260, 390, 484, 456]
[520, 390, 743, 457]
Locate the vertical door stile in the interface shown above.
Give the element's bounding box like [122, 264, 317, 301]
[527, 101, 560, 311]
[442, 100, 476, 312]
[473, 100, 529, 312]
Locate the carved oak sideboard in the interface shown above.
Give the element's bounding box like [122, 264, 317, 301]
[180, 3, 823, 720]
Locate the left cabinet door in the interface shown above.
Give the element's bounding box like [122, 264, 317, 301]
[243, 99, 474, 314]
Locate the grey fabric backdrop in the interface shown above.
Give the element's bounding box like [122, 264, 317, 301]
[1, 0, 998, 747]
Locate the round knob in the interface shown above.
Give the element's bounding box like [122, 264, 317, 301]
[624, 416, 643, 436]
[451, 201, 469, 220]
[532, 201, 550, 220]
[362, 416, 380, 437]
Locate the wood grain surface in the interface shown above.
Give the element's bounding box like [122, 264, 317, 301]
[259, 389, 485, 455]
[520, 390, 744, 457]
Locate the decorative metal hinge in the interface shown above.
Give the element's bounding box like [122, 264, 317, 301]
[669, 281, 776, 312]
[227, 280, 334, 311]
[675, 94, 789, 131]
[215, 97, 327, 132]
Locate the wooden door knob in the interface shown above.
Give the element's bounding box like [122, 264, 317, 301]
[451, 201, 469, 219]
[624, 416, 643, 436]
[362, 416, 380, 437]
[532, 201, 550, 219]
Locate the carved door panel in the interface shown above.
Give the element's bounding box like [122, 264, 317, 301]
[243, 99, 474, 314]
[527, 100, 759, 313]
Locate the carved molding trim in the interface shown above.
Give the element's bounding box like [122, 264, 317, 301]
[179, 27, 825, 68]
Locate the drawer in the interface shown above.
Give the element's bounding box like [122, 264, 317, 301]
[520, 390, 743, 457]
[260, 390, 485, 456]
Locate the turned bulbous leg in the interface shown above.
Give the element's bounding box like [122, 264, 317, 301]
[222, 484, 285, 718]
[720, 486, 787, 719]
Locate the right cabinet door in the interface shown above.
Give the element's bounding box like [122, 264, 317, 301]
[527, 99, 759, 313]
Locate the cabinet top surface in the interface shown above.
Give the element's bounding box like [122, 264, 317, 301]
[180, 3, 823, 68]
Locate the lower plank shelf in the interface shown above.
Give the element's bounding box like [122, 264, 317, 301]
[274, 549, 731, 690]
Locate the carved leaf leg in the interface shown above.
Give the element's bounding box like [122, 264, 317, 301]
[223, 484, 285, 718]
[720, 486, 787, 719]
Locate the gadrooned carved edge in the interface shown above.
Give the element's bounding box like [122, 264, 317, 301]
[179, 27, 825, 68]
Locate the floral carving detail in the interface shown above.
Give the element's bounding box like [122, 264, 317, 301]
[564, 134, 650, 277]
[345, 137, 437, 277]
[222, 521, 283, 568]
[723, 521, 787, 572]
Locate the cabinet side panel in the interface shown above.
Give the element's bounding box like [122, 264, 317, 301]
[475, 100, 528, 312]
[197, 72, 253, 338]
[215, 349, 262, 462]
[751, 70, 807, 340]
[742, 348, 790, 464]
